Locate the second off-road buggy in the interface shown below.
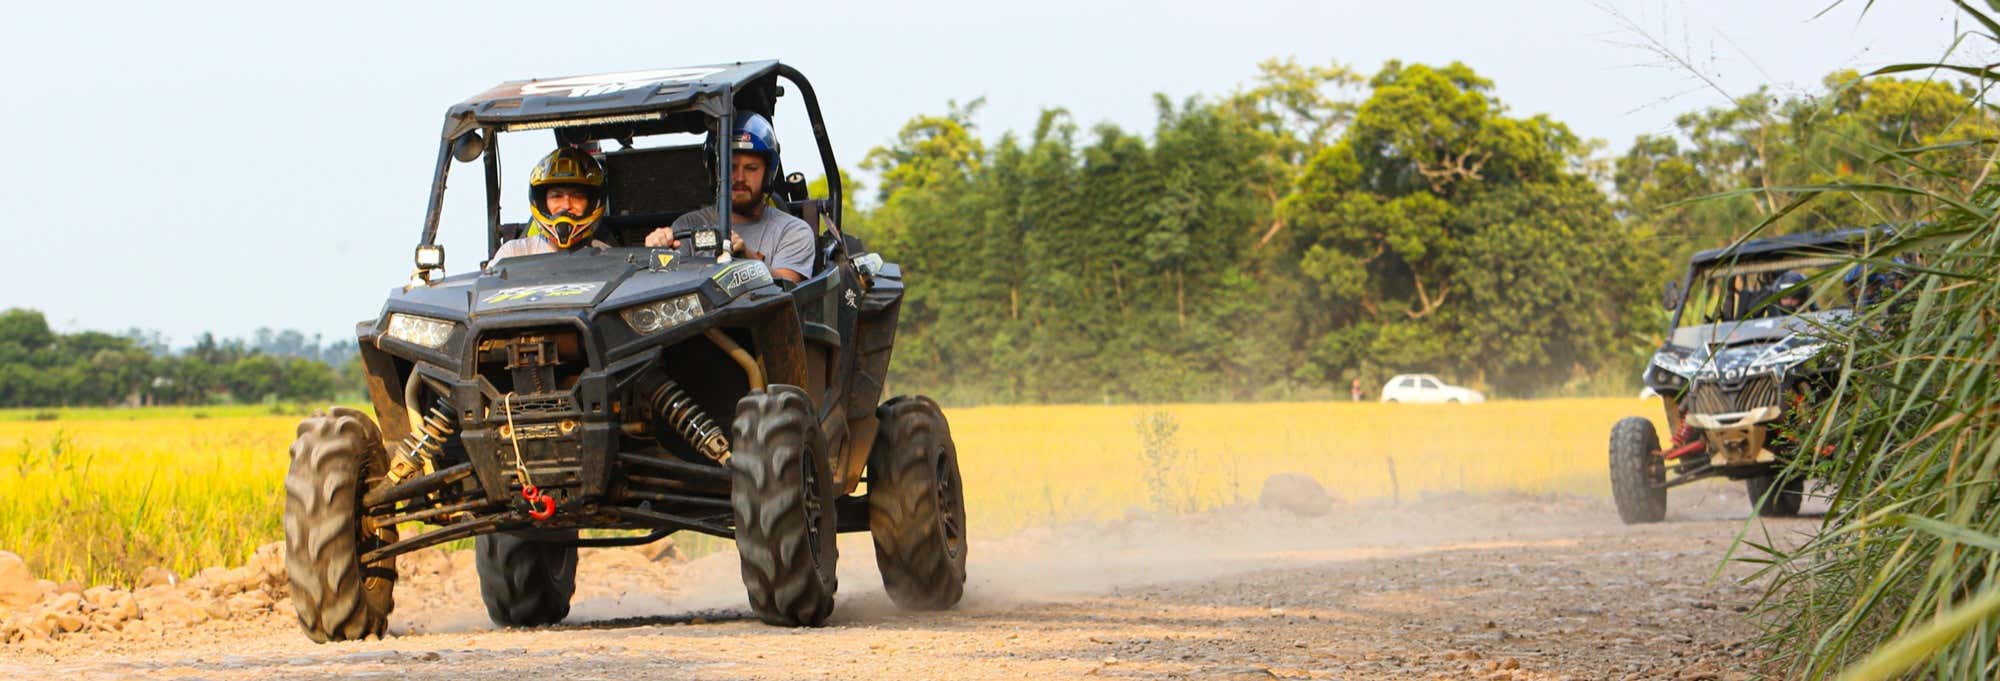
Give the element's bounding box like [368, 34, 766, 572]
[282, 60, 969, 642]
[1609, 227, 1895, 524]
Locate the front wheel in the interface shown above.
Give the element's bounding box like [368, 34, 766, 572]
[1609, 416, 1667, 524]
[867, 396, 969, 611]
[1747, 473, 1805, 517]
[283, 407, 398, 643]
[729, 385, 839, 626]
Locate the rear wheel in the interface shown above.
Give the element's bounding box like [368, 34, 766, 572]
[1747, 473, 1805, 517]
[729, 385, 839, 626]
[283, 407, 398, 643]
[867, 396, 968, 611]
[475, 529, 578, 627]
[1609, 416, 1667, 524]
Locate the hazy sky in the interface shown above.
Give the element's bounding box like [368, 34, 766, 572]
[0, 1, 1963, 346]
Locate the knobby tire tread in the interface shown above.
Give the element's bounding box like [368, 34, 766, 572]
[729, 386, 838, 626]
[867, 396, 968, 611]
[1609, 416, 1667, 524]
[475, 530, 579, 627]
[283, 407, 397, 643]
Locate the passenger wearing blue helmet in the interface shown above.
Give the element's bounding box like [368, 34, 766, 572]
[644, 112, 816, 282]
[1844, 259, 1907, 308]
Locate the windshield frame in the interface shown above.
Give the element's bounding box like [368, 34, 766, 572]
[1671, 254, 1851, 330]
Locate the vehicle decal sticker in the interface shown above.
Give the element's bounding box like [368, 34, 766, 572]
[481, 282, 600, 305]
[519, 67, 726, 98]
[655, 253, 675, 268]
[711, 262, 774, 297]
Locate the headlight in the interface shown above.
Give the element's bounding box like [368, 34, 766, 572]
[384, 313, 455, 348]
[1646, 364, 1688, 390]
[620, 294, 705, 334]
[1650, 352, 1709, 377]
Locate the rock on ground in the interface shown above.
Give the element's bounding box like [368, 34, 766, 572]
[1259, 473, 1337, 516]
[0, 552, 44, 613]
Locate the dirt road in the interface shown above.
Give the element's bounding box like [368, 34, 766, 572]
[0, 480, 1811, 680]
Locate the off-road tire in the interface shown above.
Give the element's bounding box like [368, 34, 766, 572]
[1609, 416, 1667, 524]
[867, 396, 968, 611]
[283, 407, 398, 643]
[729, 385, 839, 626]
[1747, 473, 1805, 517]
[475, 529, 579, 627]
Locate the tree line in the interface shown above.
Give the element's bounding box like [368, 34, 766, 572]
[847, 58, 1987, 403]
[2, 59, 1977, 407]
[0, 308, 358, 407]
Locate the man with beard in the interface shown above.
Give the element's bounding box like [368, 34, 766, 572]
[493, 147, 611, 261]
[644, 112, 815, 282]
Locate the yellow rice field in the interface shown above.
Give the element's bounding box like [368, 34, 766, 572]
[0, 399, 1667, 587]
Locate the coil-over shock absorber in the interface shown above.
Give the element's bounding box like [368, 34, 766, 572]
[387, 397, 455, 485]
[650, 380, 731, 463]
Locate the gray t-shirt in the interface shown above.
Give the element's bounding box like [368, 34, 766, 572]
[673, 205, 817, 277]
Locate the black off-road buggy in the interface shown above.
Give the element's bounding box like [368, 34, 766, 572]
[283, 61, 968, 642]
[1609, 227, 1892, 524]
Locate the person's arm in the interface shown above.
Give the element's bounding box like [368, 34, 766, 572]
[762, 220, 818, 283]
[490, 238, 528, 263]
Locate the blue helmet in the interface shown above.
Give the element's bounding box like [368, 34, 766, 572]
[1844, 258, 1908, 287]
[706, 111, 782, 188]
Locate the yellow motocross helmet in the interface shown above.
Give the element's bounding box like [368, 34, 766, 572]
[527, 147, 607, 249]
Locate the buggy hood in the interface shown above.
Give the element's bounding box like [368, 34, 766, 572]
[386, 248, 771, 319]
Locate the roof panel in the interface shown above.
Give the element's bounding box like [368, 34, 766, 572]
[449, 60, 779, 127]
[1689, 226, 1891, 266]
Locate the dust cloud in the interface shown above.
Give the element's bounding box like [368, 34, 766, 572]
[388, 478, 1774, 633]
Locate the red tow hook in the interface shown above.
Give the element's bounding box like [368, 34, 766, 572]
[522, 484, 557, 521]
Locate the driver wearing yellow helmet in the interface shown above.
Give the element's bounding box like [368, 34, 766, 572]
[493, 147, 610, 261]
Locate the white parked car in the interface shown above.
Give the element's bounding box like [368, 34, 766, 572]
[1379, 374, 1485, 404]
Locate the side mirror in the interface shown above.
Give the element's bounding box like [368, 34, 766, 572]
[451, 131, 486, 163]
[1662, 280, 1683, 311]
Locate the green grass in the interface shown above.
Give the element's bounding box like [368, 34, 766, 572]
[1744, 6, 2000, 677]
[0, 415, 301, 586]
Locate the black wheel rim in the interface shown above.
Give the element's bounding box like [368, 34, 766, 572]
[933, 444, 963, 561]
[802, 448, 826, 572]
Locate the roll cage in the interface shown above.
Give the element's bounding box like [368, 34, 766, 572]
[412, 60, 844, 265]
[1665, 226, 1895, 329]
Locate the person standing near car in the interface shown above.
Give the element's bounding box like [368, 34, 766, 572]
[493, 147, 611, 261]
[644, 112, 816, 283]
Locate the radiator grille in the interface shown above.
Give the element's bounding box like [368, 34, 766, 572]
[506, 395, 573, 416]
[1690, 375, 1782, 414]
